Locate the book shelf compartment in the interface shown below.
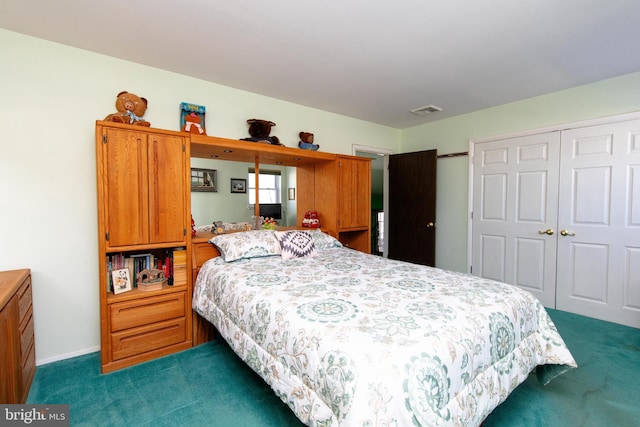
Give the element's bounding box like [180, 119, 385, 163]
[105, 247, 187, 297]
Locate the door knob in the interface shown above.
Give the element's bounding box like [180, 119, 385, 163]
[426, 222, 435, 228]
[560, 229, 575, 236]
[538, 228, 554, 235]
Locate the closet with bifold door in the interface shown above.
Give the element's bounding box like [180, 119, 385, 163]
[471, 113, 640, 328]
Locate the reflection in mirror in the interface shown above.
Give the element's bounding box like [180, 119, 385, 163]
[190, 157, 296, 229]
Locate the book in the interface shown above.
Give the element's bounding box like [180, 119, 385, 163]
[172, 248, 187, 286]
[180, 102, 206, 135]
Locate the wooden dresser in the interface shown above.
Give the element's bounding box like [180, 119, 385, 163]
[0, 269, 36, 403]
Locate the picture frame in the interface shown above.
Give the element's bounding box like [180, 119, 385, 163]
[191, 168, 217, 192]
[231, 178, 247, 193]
[112, 268, 132, 294]
[288, 188, 296, 200]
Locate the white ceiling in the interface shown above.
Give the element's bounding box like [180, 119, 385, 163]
[2, 0, 640, 129]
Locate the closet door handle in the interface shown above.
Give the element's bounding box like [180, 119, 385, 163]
[538, 229, 554, 235]
[560, 229, 575, 236]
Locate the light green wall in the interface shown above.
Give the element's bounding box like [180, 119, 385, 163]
[401, 72, 640, 272]
[0, 29, 399, 364]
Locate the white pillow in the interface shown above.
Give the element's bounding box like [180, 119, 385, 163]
[274, 230, 317, 259]
[209, 230, 281, 262]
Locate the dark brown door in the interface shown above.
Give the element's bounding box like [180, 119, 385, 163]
[388, 150, 437, 266]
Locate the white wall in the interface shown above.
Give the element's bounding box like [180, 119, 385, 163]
[0, 29, 400, 364]
[402, 72, 640, 272]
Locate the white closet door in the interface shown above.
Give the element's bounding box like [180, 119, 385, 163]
[557, 120, 640, 327]
[472, 132, 560, 307]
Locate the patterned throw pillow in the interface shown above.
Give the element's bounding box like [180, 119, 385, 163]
[275, 230, 317, 259]
[209, 230, 281, 262]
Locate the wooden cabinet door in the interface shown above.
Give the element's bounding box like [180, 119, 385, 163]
[101, 128, 186, 247]
[338, 157, 371, 229]
[147, 133, 186, 244]
[102, 128, 150, 247]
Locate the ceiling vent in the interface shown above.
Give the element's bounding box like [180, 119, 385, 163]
[410, 105, 442, 115]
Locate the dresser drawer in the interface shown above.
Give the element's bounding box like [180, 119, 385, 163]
[111, 317, 186, 361]
[110, 292, 185, 332]
[20, 309, 34, 358]
[17, 277, 31, 322]
[21, 341, 35, 393]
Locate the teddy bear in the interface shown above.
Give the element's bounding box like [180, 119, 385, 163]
[182, 112, 206, 135]
[241, 119, 281, 145]
[104, 91, 150, 126]
[298, 132, 319, 151]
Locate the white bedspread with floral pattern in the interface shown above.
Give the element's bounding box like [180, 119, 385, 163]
[193, 246, 576, 426]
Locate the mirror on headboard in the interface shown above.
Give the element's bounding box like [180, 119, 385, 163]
[190, 157, 296, 228]
[189, 134, 337, 230]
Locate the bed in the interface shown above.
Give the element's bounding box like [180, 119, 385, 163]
[192, 229, 576, 426]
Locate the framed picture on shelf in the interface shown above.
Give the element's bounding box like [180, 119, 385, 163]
[191, 168, 217, 192]
[112, 268, 132, 294]
[231, 178, 246, 193]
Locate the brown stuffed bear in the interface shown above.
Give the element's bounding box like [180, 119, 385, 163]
[299, 131, 319, 151]
[104, 91, 150, 126]
[241, 118, 281, 145]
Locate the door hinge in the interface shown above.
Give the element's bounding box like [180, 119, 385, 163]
[103, 134, 107, 144]
[105, 232, 109, 241]
[184, 228, 187, 236]
[182, 143, 186, 152]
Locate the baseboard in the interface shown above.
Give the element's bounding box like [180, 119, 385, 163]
[36, 345, 100, 366]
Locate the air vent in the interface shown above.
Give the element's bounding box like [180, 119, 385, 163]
[410, 105, 442, 115]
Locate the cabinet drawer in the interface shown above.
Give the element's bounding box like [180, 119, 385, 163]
[111, 317, 186, 361]
[21, 341, 35, 393]
[193, 243, 220, 271]
[110, 292, 185, 332]
[20, 309, 34, 359]
[17, 277, 32, 322]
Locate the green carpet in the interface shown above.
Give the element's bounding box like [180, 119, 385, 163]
[27, 309, 640, 426]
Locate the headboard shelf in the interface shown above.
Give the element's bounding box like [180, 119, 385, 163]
[190, 134, 336, 166]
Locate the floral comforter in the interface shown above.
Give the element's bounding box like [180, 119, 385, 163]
[193, 246, 576, 426]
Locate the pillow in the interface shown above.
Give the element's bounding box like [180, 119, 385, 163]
[308, 229, 343, 249]
[274, 230, 317, 259]
[209, 230, 281, 262]
[221, 221, 251, 231]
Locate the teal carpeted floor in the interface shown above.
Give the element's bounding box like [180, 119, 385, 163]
[27, 309, 640, 426]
